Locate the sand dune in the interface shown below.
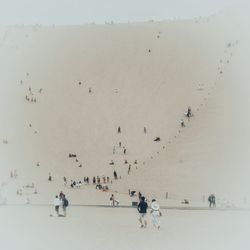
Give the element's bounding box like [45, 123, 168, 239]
[0, 9, 249, 206]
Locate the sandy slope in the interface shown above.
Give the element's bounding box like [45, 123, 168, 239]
[0, 8, 249, 206]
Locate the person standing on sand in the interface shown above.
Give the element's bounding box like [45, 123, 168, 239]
[150, 199, 162, 229]
[137, 196, 148, 228]
[62, 195, 69, 217]
[54, 195, 61, 216]
[118, 126, 121, 133]
[128, 165, 131, 175]
[113, 171, 118, 180]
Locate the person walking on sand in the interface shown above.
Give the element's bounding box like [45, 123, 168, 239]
[113, 171, 118, 180]
[53, 195, 61, 216]
[144, 127, 147, 134]
[62, 195, 69, 217]
[150, 199, 162, 229]
[137, 196, 148, 228]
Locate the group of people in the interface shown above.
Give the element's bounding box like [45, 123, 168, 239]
[137, 196, 162, 229]
[53, 191, 69, 217]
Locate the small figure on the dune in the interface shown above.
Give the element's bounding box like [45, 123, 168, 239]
[78, 81, 82, 85]
[119, 141, 122, 147]
[103, 176, 106, 183]
[28, 86, 31, 92]
[181, 119, 185, 127]
[154, 137, 160, 142]
[93, 176, 96, 184]
[148, 49, 151, 53]
[123, 148, 127, 155]
[110, 194, 119, 206]
[75, 158, 79, 162]
[48, 173, 52, 181]
[138, 192, 142, 200]
[89, 87, 92, 93]
[109, 160, 114, 165]
[129, 190, 136, 197]
[124, 159, 128, 164]
[78, 164, 82, 168]
[187, 106, 192, 118]
[118, 126, 121, 133]
[63, 176, 67, 186]
[128, 164, 131, 175]
[113, 171, 118, 180]
[38, 88, 42, 93]
[107, 176, 110, 183]
[97, 176, 101, 184]
[134, 160, 138, 165]
[144, 127, 147, 134]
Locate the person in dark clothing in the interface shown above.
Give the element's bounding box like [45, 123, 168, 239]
[118, 126, 121, 133]
[113, 171, 118, 180]
[137, 196, 148, 228]
[208, 194, 216, 208]
[62, 195, 69, 217]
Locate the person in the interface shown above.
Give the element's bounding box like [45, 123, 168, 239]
[123, 148, 127, 155]
[54, 195, 61, 216]
[187, 106, 192, 118]
[118, 126, 121, 133]
[208, 194, 216, 208]
[181, 119, 185, 127]
[63, 176, 67, 186]
[48, 173, 52, 181]
[154, 137, 160, 142]
[137, 196, 148, 228]
[109, 160, 114, 165]
[128, 165, 131, 175]
[113, 171, 118, 179]
[110, 194, 119, 206]
[144, 127, 147, 134]
[150, 199, 162, 229]
[119, 142, 122, 147]
[62, 195, 69, 217]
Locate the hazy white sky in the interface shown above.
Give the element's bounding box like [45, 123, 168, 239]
[0, 0, 240, 25]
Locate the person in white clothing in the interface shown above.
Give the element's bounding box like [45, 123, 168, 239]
[150, 199, 162, 229]
[54, 195, 61, 216]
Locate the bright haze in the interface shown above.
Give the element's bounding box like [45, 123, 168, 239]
[0, 0, 242, 25]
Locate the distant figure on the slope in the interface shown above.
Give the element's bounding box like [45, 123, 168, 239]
[63, 176, 67, 186]
[109, 160, 114, 165]
[181, 119, 185, 127]
[154, 137, 160, 142]
[113, 171, 118, 180]
[124, 159, 128, 164]
[36, 162, 40, 167]
[128, 164, 131, 175]
[78, 81, 82, 85]
[110, 194, 119, 206]
[107, 176, 110, 183]
[144, 127, 147, 134]
[48, 173, 52, 181]
[62, 195, 69, 217]
[118, 126, 121, 133]
[137, 196, 148, 228]
[123, 148, 127, 155]
[93, 176, 96, 184]
[134, 160, 138, 165]
[148, 49, 151, 53]
[129, 190, 136, 197]
[150, 199, 162, 229]
[89, 87, 92, 93]
[187, 106, 192, 118]
[208, 194, 216, 208]
[53, 195, 61, 216]
[119, 142, 122, 148]
[38, 88, 43, 93]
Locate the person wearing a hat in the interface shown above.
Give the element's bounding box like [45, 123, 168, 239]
[150, 199, 162, 229]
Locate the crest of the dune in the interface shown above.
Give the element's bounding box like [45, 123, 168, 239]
[0, 5, 250, 205]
